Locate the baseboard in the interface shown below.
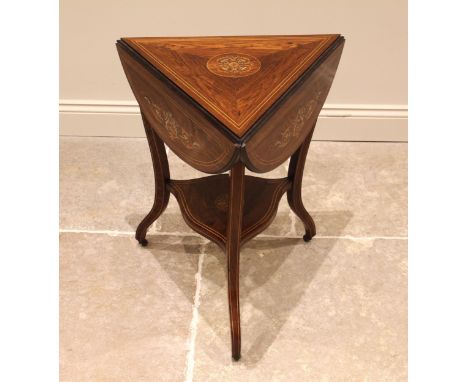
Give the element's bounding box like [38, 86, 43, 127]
[59, 100, 408, 142]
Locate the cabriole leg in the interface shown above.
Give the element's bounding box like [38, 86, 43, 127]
[287, 124, 317, 242]
[135, 114, 170, 246]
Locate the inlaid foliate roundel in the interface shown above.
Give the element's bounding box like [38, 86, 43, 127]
[206, 53, 261, 77]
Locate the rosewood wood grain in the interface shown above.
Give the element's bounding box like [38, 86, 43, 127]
[135, 114, 170, 246]
[168, 176, 228, 249]
[122, 35, 338, 137]
[243, 40, 344, 173]
[167, 175, 291, 249]
[226, 162, 245, 361]
[287, 127, 316, 241]
[117, 43, 239, 174]
[239, 177, 290, 246]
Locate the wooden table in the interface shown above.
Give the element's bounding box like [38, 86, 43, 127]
[117, 35, 344, 360]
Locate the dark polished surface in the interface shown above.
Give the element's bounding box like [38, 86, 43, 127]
[117, 35, 344, 360]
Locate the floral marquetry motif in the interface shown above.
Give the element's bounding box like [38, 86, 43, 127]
[214, 194, 229, 212]
[206, 54, 261, 77]
[121, 35, 339, 136]
[143, 96, 200, 150]
[275, 92, 322, 148]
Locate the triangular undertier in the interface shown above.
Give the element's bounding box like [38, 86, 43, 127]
[123, 35, 339, 137]
[168, 174, 290, 249]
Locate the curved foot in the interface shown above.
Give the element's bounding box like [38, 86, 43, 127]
[134, 116, 170, 249]
[289, 202, 316, 242]
[303, 232, 313, 242]
[287, 128, 317, 244]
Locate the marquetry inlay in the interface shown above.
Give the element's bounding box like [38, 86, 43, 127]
[122, 35, 340, 136]
[143, 96, 200, 150]
[215, 193, 229, 211]
[206, 53, 261, 78]
[275, 93, 322, 148]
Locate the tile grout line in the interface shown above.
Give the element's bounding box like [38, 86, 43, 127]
[183, 244, 205, 382]
[59, 228, 136, 236]
[59, 228, 408, 240]
[305, 235, 407, 240]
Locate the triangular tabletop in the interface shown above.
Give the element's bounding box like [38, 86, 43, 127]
[123, 35, 339, 137]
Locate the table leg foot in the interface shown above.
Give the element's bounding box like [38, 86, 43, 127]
[287, 127, 317, 242]
[138, 238, 148, 247]
[135, 114, 171, 246]
[303, 232, 313, 242]
[288, 202, 316, 242]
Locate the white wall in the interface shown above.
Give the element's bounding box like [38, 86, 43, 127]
[60, 0, 407, 141]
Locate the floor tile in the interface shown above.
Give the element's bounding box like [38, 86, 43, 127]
[193, 237, 407, 382]
[60, 233, 204, 381]
[60, 137, 152, 231]
[300, 142, 407, 237]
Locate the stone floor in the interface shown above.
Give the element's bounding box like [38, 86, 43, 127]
[60, 137, 407, 381]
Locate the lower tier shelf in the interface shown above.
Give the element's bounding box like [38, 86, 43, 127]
[167, 175, 291, 249]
